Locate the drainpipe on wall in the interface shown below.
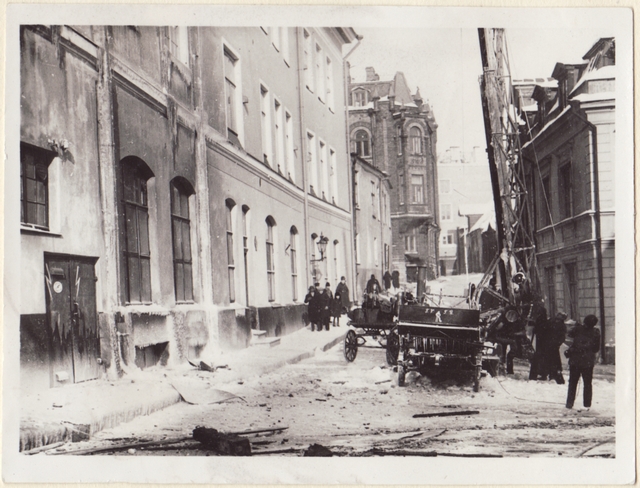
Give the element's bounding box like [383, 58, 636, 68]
[295, 27, 312, 289]
[342, 34, 363, 301]
[572, 110, 607, 361]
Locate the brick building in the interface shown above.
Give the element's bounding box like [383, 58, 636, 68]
[18, 25, 358, 390]
[347, 67, 439, 288]
[518, 37, 615, 362]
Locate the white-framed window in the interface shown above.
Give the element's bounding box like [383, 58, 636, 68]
[169, 26, 189, 65]
[303, 29, 314, 92]
[285, 111, 295, 182]
[260, 84, 273, 167]
[274, 98, 285, 175]
[410, 126, 422, 155]
[223, 44, 242, 143]
[351, 88, 367, 107]
[442, 230, 456, 245]
[326, 56, 334, 111]
[440, 179, 451, 194]
[329, 148, 338, 205]
[441, 203, 452, 221]
[225, 199, 236, 303]
[315, 43, 325, 102]
[404, 234, 417, 253]
[266, 216, 277, 302]
[374, 237, 379, 267]
[411, 174, 424, 204]
[319, 140, 328, 199]
[307, 131, 318, 193]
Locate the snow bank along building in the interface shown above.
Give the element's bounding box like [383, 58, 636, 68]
[19, 25, 359, 390]
[516, 37, 615, 363]
[347, 67, 440, 288]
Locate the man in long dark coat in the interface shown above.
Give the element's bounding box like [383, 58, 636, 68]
[335, 276, 350, 313]
[317, 285, 332, 331]
[566, 314, 601, 409]
[304, 286, 320, 332]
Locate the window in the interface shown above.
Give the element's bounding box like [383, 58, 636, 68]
[371, 181, 377, 218]
[307, 132, 318, 193]
[352, 89, 367, 107]
[329, 148, 338, 205]
[441, 203, 452, 221]
[540, 174, 552, 226]
[169, 26, 189, 65]
[559, 162, 573, 220]
[274, 99, 285, 174]
[303, 29, 313, 91]
[290, 227, 298, 301]
[224, 46, 241, 140]
[384, 243, 390, 271]
[564, 262, 578, 319]
[171, 179, 194, 302]
[319, 140, 328, 199]
[315, 44, 325, 101]
[440, 179, 451, 194]
[266, 217, 276, 301]
[374, 237, 379, 266]
[242, 205, 250, 305]
[399, 173, 404, 205]
[354, 129, 371, 158]
[410, 127, 422, 154]
[260, 84, 273, 167]
[121, 159, 153, 303]
[447, 230, 456, 245]
[326, 56, 334, 110]
[545, 266, 556, 316]
[21, 143, 53, 229]
[411, 174, 424, 203]
[285, 111, 295, 181]
[404, 234, 417, 253]
[225, 199, 236, 303]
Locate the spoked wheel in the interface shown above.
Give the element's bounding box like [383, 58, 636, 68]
[397, 364, 406, 386]
[343, 330, 358, 362]
[386, 331, 399, 366]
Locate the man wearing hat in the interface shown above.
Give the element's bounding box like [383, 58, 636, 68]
[565, 314, 601, 409]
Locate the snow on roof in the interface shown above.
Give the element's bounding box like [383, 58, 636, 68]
[536, 79, 558, 89]
[522, 106, 572, 150]
[571, 91, 615, 103]
[469, 209, 496, 234]
[379, 96, 389, 102]
[570, 65, 616, 95]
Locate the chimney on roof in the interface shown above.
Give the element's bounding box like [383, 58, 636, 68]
[365, 67, 379, 82]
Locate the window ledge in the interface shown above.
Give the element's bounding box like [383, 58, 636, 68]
[270, 302, 283, 308]
[21, 226, 62, 238]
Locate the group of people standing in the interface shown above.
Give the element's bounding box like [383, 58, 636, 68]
[304, 277, 350, 332]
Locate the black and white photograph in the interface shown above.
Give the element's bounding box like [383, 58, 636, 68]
[2, 4, 635, 484]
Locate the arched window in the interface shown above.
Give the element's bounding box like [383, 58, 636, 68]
[353, 129, 371, 158]
[171, 178, 195, 302]
[121, 157, 154, 303]
[410, 126, 422, 155]
[225, 199, 236, 303]
[290, 226, 298, 301]
[266, 216, 276, 302]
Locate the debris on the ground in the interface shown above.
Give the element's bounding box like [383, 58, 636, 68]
[48, 436, 192, 455]
[192, 427, 251, 456]
[315, 398, 327, 402]
[303, 443, 333, 457]
[170, 378, 243, 405]
[24, 441, 65, 455]
[375, 380, 391, 385]
[413, 410, 480, 418]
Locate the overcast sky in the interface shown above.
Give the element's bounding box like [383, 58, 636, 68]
[347, 28, 614, 157]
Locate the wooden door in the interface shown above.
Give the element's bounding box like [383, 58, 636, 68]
[45, 255, 100, 386]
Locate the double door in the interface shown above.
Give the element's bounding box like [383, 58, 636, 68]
[44, 254, 100, 386]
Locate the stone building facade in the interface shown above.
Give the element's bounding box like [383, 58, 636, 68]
[518, 38, 615, 362]
[347, 67, 439, 288]
[18, 25, 358, 390]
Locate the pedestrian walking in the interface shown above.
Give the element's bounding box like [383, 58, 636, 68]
[304, 285, 320, 332]
[335, 276, 350, 313]
[317, 285, 332, 331]
[565, 314, 601, 409]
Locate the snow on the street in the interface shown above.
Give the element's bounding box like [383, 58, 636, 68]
[53, 333, 615, 458]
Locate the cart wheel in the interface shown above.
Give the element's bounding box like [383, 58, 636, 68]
[343, 330, 358, 362]
[397, 364, 406, 386]
[386, 332, 399, 366]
